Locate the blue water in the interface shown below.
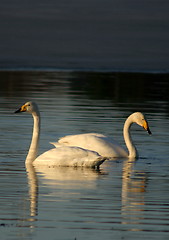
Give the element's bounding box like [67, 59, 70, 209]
[0, 71, 169, 240]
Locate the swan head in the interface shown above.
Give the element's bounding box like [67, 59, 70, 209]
[130, 112, 151, 134]
[15, 101, 39, 115]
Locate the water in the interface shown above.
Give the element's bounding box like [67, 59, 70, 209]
[0, 71, 169, 240]
[0, 0, 169, 71]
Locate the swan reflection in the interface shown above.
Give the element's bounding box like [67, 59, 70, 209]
[26, 164, 106, 219]
[121, 159, 147, 229]
[26, 159, 148, 233]
[35, 165, 105, 188]
[26, 164, 38, 218]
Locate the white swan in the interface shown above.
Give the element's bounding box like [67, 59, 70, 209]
[51, 112, 151, 159]
[15, 101, 106, 168]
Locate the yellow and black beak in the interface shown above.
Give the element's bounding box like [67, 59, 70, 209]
[14, 104, 27, 113]
[143, 120, 152, 135]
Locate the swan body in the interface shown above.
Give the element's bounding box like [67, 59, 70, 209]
[52, 133, 128, 158]
[34, 146, 105, 168]
[52, 112, 151, 159]
[15, 101, 106, 168]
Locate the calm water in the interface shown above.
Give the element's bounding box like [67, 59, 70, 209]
[0, 71, 169, 240]
[0, 0, 169, 71]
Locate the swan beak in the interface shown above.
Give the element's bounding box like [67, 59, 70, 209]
[14, 108, 21, 113]
[14, 104, 27, 113]
[143, 120, 152, 135]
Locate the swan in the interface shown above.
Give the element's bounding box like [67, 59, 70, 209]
[14, 101, 106, 168]
[51, 112, 151, 159]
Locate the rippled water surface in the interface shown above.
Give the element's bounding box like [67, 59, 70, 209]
[0, 71, 169, 240]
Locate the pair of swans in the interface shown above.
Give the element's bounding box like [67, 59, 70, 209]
[15, 101, 151, 168]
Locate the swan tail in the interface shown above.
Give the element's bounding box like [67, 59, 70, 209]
[50, 142, 63, 147]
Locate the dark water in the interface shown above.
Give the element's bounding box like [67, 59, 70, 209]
[0, 0, 169, 71]
[0, 71, 169, 240]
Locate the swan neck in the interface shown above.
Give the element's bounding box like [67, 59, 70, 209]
[123, 116, 137, 158]
[25, 111, 40, 164]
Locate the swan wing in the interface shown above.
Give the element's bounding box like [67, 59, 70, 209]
[33, 146, 106, 168]
[51, 133, 128, 158]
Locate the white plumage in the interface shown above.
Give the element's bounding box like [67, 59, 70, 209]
[15, 101, 106, 168]
[51, 112, 151, 159]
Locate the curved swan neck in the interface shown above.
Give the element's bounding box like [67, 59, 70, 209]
[123, 116, 138, 158]
[25, 110, 40, 165]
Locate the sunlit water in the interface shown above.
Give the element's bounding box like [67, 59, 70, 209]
[0, 71, 169, 240]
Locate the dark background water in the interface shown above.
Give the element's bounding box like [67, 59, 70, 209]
[0, 0, 169, 72]
[1, 70, 169, 105]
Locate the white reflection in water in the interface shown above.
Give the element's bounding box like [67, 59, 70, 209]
[26, 164, 38, 218]
[121, 159, 147, 231]
[25, 159, 148, 233]
[2, 157, 169, 240]
[26, 163, 106, 223]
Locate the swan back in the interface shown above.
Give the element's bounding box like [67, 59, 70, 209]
[34, 146, 106, 168]
[53, 133, 128, 158]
